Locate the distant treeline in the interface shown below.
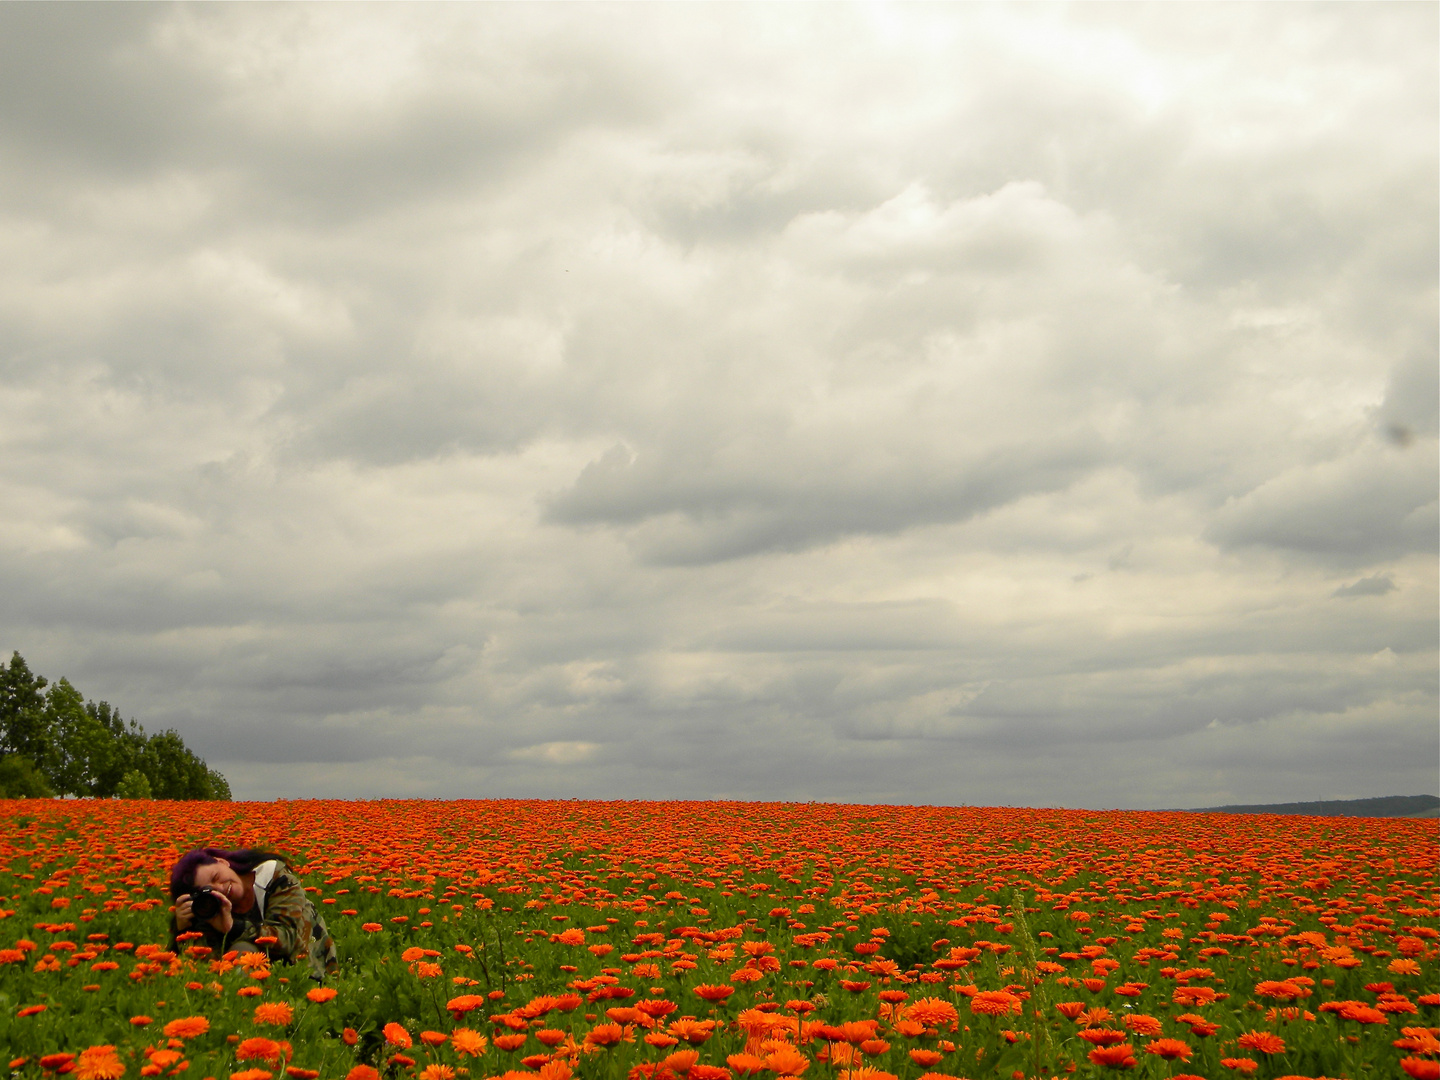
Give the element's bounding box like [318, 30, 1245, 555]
[1185, 794, 1440, 818]
[0, 652, 229, 801]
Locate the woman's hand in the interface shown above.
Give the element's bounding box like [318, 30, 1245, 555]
[175, 894, 194, 931]
[209, 890, 234, 934]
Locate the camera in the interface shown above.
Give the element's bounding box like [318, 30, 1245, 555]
[190, 886, 222, 921]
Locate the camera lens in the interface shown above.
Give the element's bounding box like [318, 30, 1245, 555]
[190, 887, 220, 920]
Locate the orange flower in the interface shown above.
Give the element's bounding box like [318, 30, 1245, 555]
[694, 984, 736, 1003]
[1396, 1029, 1440, 1055]
[584, 1024, 627, 1048]
[908, 1050, 943, 1068]
[419, 1032, 448, 1047]
[904, 998, 958, 1026]
[75, 1047, 126, 1080]
[451, 1029, 487, 1057]
[494, 1034, 528, 1052]
[163, 1017, 210, 1040]
[446, 994, 486, 1017]
[728, 1053, 767, 1076]
[1086, 1044, 1136, 1069]
[285, 1071, 319, 1080]
[1143, 1039, 1192, 1062]
[1236, 1031, 1285, 1055]
[253, 1003, 293, 1027]
[345, 1069, 379, 1080]
[969, 991, 1022, 1017]
[1122, 1016, 1162, 1037]
[661, 1051, 700, 1074]
[763, 1046, 810, 1076]
[383, 1023, 412, 1049]
[1401, 1058, 1440, 1080]
[1255, 981, 1303, 1001]
[236, 1039, 281, 1063]
[306, 988, 337, 1003]
[832, 1021, 879, 1045]
[828, 1043, 859, 1066]
[1220, 1059, 1258, 1075]
[1077, 1029, 1127, 1047]
[418, 1068, 454, 1080]
[668, 1018, 716, 1044]
[231, 1071, 273, 1080]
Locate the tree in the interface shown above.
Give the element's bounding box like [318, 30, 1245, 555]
[44, 678, 117, 796]
[0, 652, 51, 767]
[85, 699, 148, 797]
[115, 769, 153, 799]
[207, 767, 232, 801]
[0, 754, 53, 798]
[0, 652, 231, 800]
[140, 729, 217, 800]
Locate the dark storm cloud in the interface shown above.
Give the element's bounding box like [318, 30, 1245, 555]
[0, 4, 1434, 805]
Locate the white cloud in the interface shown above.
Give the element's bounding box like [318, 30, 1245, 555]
[509, 742, 601, 766]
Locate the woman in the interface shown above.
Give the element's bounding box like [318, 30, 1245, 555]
[169, 847, 337, 980]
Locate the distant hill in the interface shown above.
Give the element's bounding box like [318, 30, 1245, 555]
[1181, 794, 1440, 818]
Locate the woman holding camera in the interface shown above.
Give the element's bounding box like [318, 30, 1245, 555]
[169, 847, 337, 979]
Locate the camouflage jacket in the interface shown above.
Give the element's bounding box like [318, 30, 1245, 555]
[170, 859, 337, 980]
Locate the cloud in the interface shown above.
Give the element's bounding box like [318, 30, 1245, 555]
[1333, 574, 1397, 599]
[546, 428, 1107, 564]
[0, 3, 1434, 807]
[1207, 446, 1437, 565]
[509, 741, 601, 766]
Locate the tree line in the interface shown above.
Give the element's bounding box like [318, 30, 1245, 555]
[0, 652, 230, 800]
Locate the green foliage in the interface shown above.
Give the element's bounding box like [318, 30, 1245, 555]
[115, 769, 153, 799]
[0, 754, 53, 798]
[0, 651, 51, 767]
[207, 766, 232, 801]
[140, 729, 218, 799]
[0, 651, 230, 801]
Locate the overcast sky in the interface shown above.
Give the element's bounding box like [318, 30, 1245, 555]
[1, 3, 1435, 807]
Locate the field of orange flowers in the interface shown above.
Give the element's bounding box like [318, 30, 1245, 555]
[0, 800, 1435, 1080]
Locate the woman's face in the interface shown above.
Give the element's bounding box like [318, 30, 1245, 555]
[192, 858, 246, 903]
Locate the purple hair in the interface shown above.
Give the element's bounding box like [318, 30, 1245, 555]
[169, 848, 287, 900]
